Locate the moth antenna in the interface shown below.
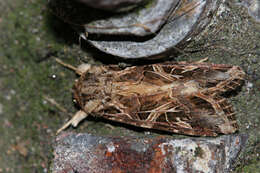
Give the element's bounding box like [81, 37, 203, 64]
[55, 58, 82, 75]
[43, 95, 73, 116]
[42, 95, 81, 134]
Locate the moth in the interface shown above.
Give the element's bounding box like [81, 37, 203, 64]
[56, 59, 245, 136]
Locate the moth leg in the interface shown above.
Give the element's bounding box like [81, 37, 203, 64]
[56, 99, 103, 134]
[56, 110, 87, 134]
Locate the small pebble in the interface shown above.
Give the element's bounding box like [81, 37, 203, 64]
[10, 89, 16, 95]
[51, 74, 57, 79]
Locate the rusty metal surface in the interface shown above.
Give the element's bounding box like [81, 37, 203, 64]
[87, 0, 221, 59]
[52, 133, 248, 173]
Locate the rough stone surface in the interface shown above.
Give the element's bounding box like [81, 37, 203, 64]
[237, 0, 260, 22]
[52, 133, 248, 173]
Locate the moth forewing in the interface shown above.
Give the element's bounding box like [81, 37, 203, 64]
[56, 60, 245, 136]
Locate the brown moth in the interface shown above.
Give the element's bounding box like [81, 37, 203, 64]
[56, 59, 245, 136]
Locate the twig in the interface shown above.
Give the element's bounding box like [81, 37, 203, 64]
[43, 95, 73, 117]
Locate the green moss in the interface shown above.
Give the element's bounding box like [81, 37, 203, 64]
[235, 158, 260, 173]
[0, 0, 80, 171]
[242, 161, 260, 173]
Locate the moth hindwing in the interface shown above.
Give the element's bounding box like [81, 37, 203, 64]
[57, 60, 245, 136]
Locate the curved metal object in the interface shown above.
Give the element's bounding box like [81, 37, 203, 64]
[76, 0, 147, 12]
[48, 0, 222, 59]
[87, 0, 221, 59]
[84, 0, 180, 36]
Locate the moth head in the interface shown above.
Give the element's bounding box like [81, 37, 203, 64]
[77, 64, 105, 75]
[77, 64, 92, 74]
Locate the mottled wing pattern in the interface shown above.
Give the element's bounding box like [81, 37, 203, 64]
[74, 62, 245, 136]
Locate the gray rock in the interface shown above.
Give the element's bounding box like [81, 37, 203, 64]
[52, 133, 248, 173]
[237, 0, 260, 22]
